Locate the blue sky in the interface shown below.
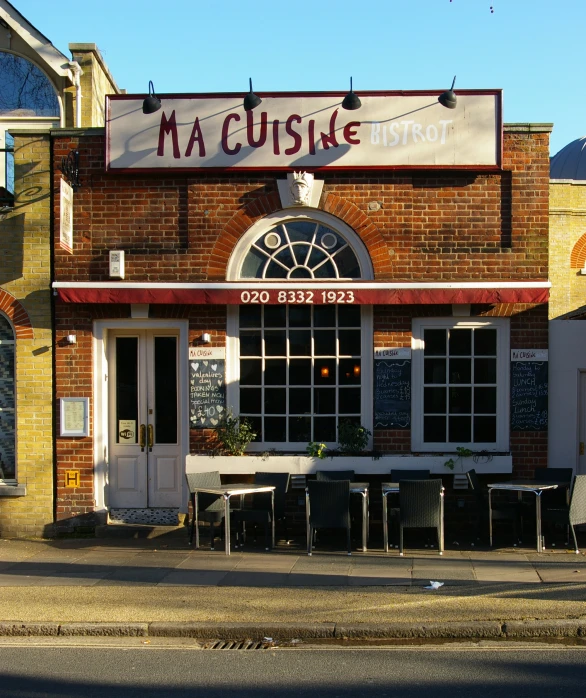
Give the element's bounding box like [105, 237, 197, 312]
[13, 0, 584, 156]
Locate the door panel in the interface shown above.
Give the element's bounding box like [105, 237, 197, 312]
[108, 330, 181, 509]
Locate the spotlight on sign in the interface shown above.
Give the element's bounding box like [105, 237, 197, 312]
[342, 77, 361, 111]
[243, 78, 262, 111]
[142, 80, 161, 114]
[438, 76, 457, 109]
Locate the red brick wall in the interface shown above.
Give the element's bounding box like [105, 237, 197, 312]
[52, 126, 550, 524]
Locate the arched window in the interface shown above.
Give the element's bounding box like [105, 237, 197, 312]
[0, 51, 59, 117]
[227, 210, 373, 450]
[0, 315, 15, 479]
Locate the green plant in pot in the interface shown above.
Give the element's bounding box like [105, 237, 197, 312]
[444, 446, 473, 471]
[337, 421, 371, 455]
[212, 412, 257, 456]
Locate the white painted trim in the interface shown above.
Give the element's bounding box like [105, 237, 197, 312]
[92, 318, 190, 512]
[54, 280, 552, 291]
[186, 453, 512, 476]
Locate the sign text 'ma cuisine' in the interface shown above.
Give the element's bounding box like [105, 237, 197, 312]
[106, 93, 500, 170]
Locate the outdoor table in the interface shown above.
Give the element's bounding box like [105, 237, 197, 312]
[191, 483, 275, 555]
[487, 480, 569, 553]
[305, 481, 370, 553]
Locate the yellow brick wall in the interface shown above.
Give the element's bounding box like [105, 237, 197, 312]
[549, 181, 586, 319]
[0, 132, 54, 537]
[69, 45, 120, 128]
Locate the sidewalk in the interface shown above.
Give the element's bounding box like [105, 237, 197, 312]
[1, 530, 586, 641]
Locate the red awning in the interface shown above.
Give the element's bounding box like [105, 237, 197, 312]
[54, 283, 550, 306]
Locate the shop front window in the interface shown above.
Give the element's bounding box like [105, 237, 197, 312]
[412, 317, 510, 452]
[227, 211, 373, 450]
[0, 315, 15, 479]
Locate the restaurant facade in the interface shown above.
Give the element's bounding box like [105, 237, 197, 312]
[51, 88, 552, 532]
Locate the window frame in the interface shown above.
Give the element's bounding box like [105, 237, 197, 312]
[411, 316, 510, 452]
[226, 209, 373, 451]
[0, 313, 16, 482]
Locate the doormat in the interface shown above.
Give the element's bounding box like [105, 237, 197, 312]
[109, 508, 180, 526]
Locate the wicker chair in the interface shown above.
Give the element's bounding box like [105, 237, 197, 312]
[185, 471, 225, 550]
[387, 470, 430, 548]
[542, 474, 586, 553]
[398, 479, 444, 556]
[466, 468, 522, 545]
[231, 472, 290, 550]
[306, 479, 352, 556]
[316, 470, 355, 481]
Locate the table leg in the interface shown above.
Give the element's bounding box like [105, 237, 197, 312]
[382, 492, 389, 553]
[305, 489, 311, 555]
[361, 491, 368, 552]
[271, 490, 275, 549]
[194, 492, 200, 549]
[223, 494, 231, 556]
[488, 488, 493, 547]
[439, 489, 444, 555]
[535, 492, 543, 553]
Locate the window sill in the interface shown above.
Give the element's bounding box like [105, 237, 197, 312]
[0, 483, 27, 497]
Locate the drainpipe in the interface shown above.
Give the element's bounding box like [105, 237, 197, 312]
[68, 61, 83, 128]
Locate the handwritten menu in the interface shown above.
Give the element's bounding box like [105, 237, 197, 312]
[374, 359, 411, 429]
[189, 359, 226, 428]
[510, 360, 548, 431]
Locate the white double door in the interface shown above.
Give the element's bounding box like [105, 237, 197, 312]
[108, 330, 181, 508]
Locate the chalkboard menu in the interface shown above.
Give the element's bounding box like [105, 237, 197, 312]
[189, 359, 226, 428]
[374, 359, 411, 429]
[510, 360, 548, 431]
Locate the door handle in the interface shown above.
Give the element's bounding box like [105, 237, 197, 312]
[139, 424, 146, 452]
[147, 424, 154, 451]
[580, 442, 585, 456]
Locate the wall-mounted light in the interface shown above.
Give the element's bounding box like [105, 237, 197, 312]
[143, 80, 161, 114]
[243, 78, 262, 111]
[342, 77, 362, 111]
[353, 364, 361, 377]
[201, 333, 211, 344]
[320, 366, 330, 378]
[66, 334, 77, 345]
[438, 76, 457, 109]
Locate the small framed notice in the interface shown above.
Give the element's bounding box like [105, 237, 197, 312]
[60, 397, 89, 437]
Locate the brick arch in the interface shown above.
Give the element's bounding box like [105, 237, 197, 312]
[0, 290, 34, 339]
[207, 191, 392, 279]
[570, 234, 586, 269]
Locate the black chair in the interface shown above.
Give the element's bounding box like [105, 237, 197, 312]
[185, 471, 225, 550]
[542, 475, 586, 553]
[231, 472, 290, 550]
[466, 469, 522, 545]
[398, 479, 444, 556]
[390, 469, 430, 481]
[316, 470, 355, 481]
[533, 467, 574, 510]
[387, 470, 430, 547]
[306, 479, 352, 556]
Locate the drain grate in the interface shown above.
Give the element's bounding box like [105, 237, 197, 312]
[202, 639, 273, 650]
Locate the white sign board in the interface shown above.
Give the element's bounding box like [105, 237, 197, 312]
[60, 178, 73, 252]
[106, 92, 501, 171]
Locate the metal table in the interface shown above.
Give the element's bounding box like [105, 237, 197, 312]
[191, 483, 275, 555]
[305, 482, 370, 553]
[487, 480, 568, 553]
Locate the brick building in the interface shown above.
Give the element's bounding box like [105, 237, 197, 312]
[548, 137, 586, 476]
[51, 88, 552, 533]
[0, 0, 119, 536]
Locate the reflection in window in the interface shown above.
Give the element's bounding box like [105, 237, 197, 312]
[241, 221, 361, 279]
[239, 305, 362, 444]
[0, 315, 15, 479]
[0, 52, 59, 117]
